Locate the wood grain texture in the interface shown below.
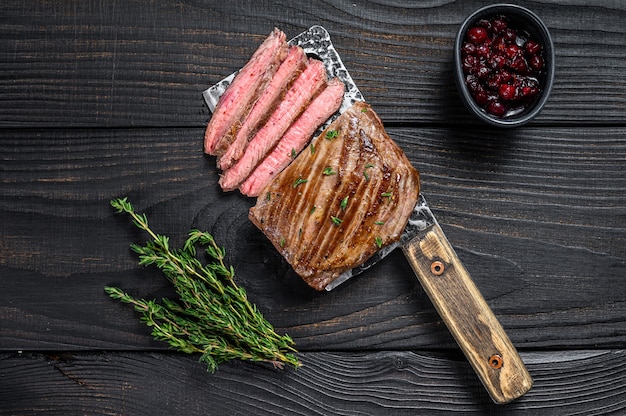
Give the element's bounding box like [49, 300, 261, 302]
[1, 350, 624, 415]
[1, 126, 624, 351]
[1, 1, 625, 413]
[403, 223, 532, 404]
[0, 0, 624, 127]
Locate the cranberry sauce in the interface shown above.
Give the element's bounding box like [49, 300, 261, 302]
[461, 15, 545, 118]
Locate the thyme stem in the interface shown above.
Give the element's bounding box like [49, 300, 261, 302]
[107, 197, 300, 372]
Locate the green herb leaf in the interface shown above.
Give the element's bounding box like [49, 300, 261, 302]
[364, 163, 374, 182]
[293, 177, 308, 188]
[325, 129, 339, 140]
[322, 167, 337, 176]
[330, 216, 343, 226]
[375, 237, 383, 248]
[340, 196, 348, 211]
[107, 198, 301, 373]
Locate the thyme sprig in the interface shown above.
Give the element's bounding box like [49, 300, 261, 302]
[106, 197, 300, 372]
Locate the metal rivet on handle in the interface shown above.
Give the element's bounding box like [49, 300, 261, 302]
[489, 354, 503, 369]
[430, 261, 445, 276]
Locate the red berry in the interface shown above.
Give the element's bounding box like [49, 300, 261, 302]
[476, 65, 491, 80]
[505, 44, 521, 58]
[487, 100, 507, 116]
[465, 74, 481, 93]
[521, 86, 539, 98]
[488, 54, 506, 70]
[492, 17, 508, 34]
[485, 75, 500, 91]
[492, 36, 507, 53]
[509, 56, 528, 74]
[529, 54, 544, 71]
[467, 26, 488, 44]
[498, 69, 512, 83]
[476, 19, 493, 32]
[460, 15, 546, 118]
[486, 74, 499, 90]
[476, 43, 490, 58]
[463, 55, 478, 72]
[498, 84, 517, 100]
[473, 89, 490, 105]
[525, 40, 541, 55]
[504, 28, 517, 42]
[462, 42, 476, 55]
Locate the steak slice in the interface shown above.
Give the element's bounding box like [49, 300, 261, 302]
[240, 77, 345, 197]
[219, 58, 327, 192]
[218, 45, 307, 171]
[249, 101, 420, 291]
[204, 28, 288, 156]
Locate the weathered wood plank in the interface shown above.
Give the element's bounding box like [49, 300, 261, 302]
[1, 350, 625, 415]
[0, 0, 624, 127]
[1, 126, 624, 351]
[1, 1, 623, 412]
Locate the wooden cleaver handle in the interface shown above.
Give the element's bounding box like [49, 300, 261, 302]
[402, 222, 533, 404]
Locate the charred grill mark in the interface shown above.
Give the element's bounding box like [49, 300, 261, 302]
[309, 129, 356, 270]
[308, 172, 360, 270]
[326, 171, 383, 269]
[292, 129, 339, 272]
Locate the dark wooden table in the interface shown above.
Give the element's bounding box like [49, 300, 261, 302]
[1, 1, 625, 414]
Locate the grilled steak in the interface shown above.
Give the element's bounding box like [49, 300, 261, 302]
[204, 28, 288, 156]
[218, 45, 307, 171]
[249, 101, 420, 290]
[240, 77, 345, 197]
[219, 58, 328, 192]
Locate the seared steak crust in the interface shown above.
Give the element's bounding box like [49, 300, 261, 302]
[249, 102, 420, 290]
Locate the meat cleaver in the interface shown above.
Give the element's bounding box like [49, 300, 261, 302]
[203, 25, 532, 404]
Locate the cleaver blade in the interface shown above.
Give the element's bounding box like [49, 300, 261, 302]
[203, 25, 532, 404]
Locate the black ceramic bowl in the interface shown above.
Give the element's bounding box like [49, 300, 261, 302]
[454, 4, 554, 127]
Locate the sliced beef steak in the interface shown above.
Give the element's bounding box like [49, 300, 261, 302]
[249, 101, 420, 291]
[204, 28, 288, 156]
[218, 45, 307, 171]
[219, 58, 327, 192]
[240, 77, 345, 197]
